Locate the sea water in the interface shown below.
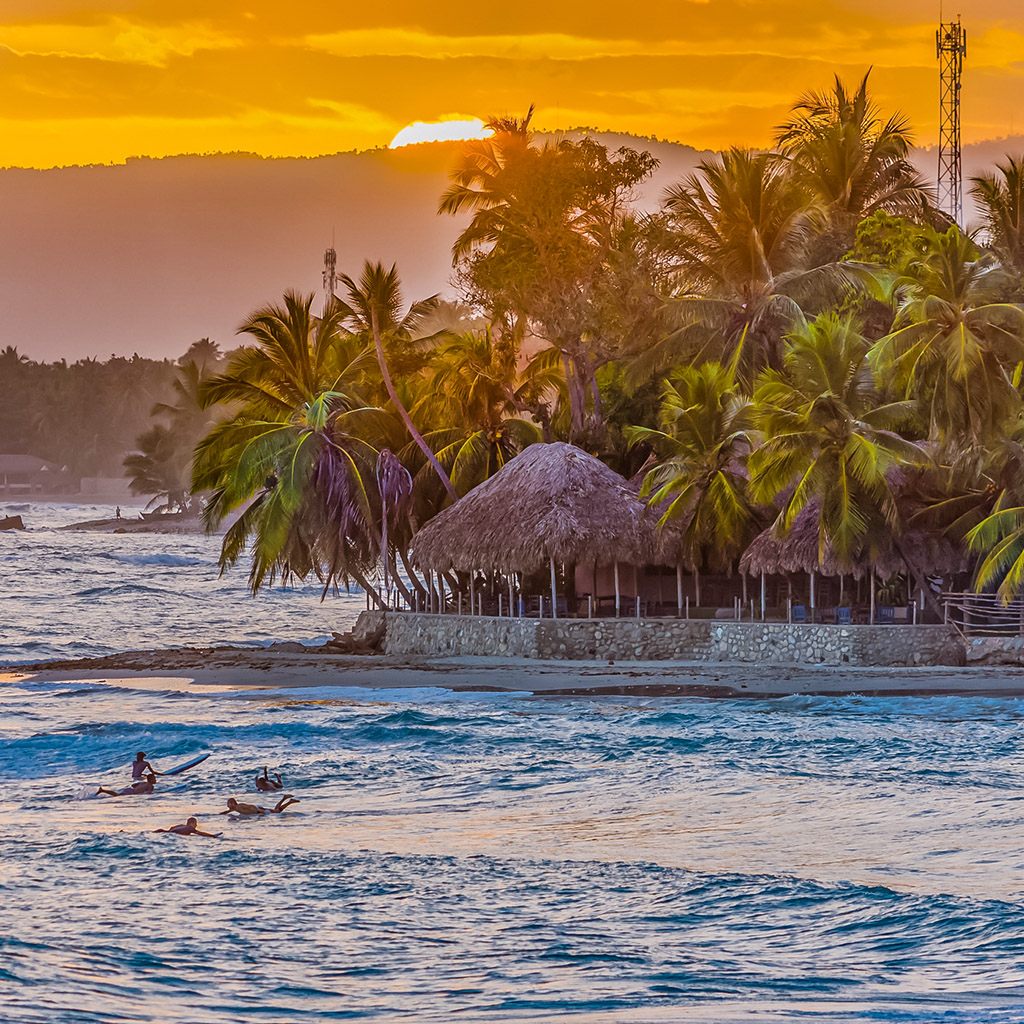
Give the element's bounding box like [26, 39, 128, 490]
[0, 502, 364, 663]
[2, 504, 1024, 1022]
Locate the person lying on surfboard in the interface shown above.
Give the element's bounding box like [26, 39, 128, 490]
[154, 817, 221, 838]
[96, 772, 157, 797]
[255, 767, 283, 792]
[221, 795, 300, 816]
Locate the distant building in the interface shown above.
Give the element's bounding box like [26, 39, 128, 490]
[0, 454, 73, 496]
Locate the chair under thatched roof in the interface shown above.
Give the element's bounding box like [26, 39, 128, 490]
[739, 503, 967, 580]
[410, 442, 651, 573]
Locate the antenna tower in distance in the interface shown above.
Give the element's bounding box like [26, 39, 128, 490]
[322, 245, 338, 316]
[936, 15, 967, 224]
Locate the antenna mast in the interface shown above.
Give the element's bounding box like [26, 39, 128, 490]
[322, 244, 337, 317]
[936, 15, 967, 225]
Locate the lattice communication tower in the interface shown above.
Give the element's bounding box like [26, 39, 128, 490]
[936, 16, 967, 224]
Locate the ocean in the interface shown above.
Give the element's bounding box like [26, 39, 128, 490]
[2, 502, 1024, 1023]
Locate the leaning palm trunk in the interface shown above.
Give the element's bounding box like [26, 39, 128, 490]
[371, 309, 459, 502]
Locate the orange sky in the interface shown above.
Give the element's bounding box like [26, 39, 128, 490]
[1, 1, 1023, 169]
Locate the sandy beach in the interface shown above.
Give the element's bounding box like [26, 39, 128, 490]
[7, 645, 1024, 697]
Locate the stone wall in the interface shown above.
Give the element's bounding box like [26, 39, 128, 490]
[964, 635, 1024, 666]
[374, 611, 965, 667]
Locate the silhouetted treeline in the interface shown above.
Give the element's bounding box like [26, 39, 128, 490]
[0, 340, 227, 479]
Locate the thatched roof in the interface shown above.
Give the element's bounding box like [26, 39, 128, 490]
[409, 442, 651, 572]
[739, 504, 967, 579]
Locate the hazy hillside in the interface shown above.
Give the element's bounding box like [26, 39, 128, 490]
[1, 131, 1018, 361]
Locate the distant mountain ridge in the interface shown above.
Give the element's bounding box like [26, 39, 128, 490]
[1, 131, 1018, 361]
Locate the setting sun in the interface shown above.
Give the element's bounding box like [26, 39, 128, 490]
[388, 118, 493, 149]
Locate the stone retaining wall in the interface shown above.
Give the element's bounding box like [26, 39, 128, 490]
[373, 611, 965, 667]
[965, 636, 1024, 666]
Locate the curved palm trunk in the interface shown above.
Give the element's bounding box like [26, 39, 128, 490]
[371, 310, 459, 502]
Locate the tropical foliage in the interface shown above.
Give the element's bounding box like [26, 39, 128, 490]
[15, 73, 1024, 610]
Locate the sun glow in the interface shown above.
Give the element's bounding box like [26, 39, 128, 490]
[388, 118, 493, 148]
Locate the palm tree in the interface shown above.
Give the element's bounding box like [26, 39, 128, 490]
[411, 330, 547, 494]
[871, 226, 1024, 446]
[653, 148, 852, 380]
[438, 106, 536, 262]
[335, 261, 459, 502]
[124, 424, 193, 512]
[626, 357, 757, 573]
[194, 291, 396, 599]
[970, 156, 1024, 277]
[749, 313, 923, 565]
[776, 72, 931, 253]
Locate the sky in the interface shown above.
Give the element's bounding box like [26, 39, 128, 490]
[2, 1, 1024, 169]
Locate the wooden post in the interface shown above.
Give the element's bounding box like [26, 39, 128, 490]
[787, 597, 792, 624]
[809, 570, 815, 624]
[470, 575, 476, 616]
[870, 572, 876, 625]
[741, 573, 748, 608]
[550, 557, 558, 620]
[539, 594, 544, 619]
[478, 591, 483, 616]
[676, 563, 684, 618]
[635, 594, 640, 618]
[694, 567, 701, 608]
[458, 593, 462, 616]
[588, 594, 593, 618]
[614, 561, 621, 618]
[685, 596, 689, 619]
[499, 593, 503, 617]
[509, 576, 514, 619]
[760, 572, 766, 621]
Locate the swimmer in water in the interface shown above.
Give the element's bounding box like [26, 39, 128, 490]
[131, 751, 159, 780]
[154, 816, 221, 838]
[97, 772, 157, 797]
[255, 766, 283, 792]
[221, 795, 300, 816]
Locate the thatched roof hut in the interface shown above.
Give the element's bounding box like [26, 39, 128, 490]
[410, 442, 651, 573]
[739, 504, 967, 580]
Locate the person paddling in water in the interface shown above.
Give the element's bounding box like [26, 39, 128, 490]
[97, 772, 157, 797]
[154, 817, 220, 838]
[255, 766, 283, 792]
[221, 795, 300, 816]
[131, 751, 159, 780]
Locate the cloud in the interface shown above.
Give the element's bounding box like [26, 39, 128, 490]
[0, 17, 241, 66]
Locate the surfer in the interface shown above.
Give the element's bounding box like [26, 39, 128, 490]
[221, 795, 301, 816]
[97, 772, 157, 797]
[154, 817, 221, 838]
[131, 751, 159, 780]
[255, 767, 283, 792]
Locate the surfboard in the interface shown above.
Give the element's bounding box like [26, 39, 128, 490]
[77, 782, 191, 800]
[161, 753, 210, 777]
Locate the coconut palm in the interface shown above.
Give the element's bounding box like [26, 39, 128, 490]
[411, 330, 549, 495]
[749, 313, 923, 565]
[194, 291, 399, 599]
[627, 356, 757, 572]
[124, 424, 193, 512]
[653, 148, 865, 381]
[871, 226, 1024, 446]
[335, 261, 459, 503]
[970, 156, 1024, 277]
[776, 72, 931, 251]
[438, 106, 536, 262]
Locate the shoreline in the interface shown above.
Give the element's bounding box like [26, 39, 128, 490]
[5, 645, 1024, 697]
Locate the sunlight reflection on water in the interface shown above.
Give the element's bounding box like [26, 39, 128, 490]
[1, 677, 1023, 1021]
